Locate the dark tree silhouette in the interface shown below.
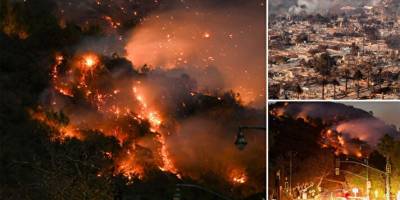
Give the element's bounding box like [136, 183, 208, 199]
[374, 68, 384, 92]
[312, 52, 336, 99]
[353, 70, 363, 99]
[293, 83, 303, 99]
[269, 84, 281, 99]
[331, 79, 340, 99]
[343, 68, 351, 97]
[350, 42, 359, 56]
[364, 26, 380, 41]
[364, 63, 373, 90]
[295, 32, 309, 44]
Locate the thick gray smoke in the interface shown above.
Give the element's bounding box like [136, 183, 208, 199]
[269, 0, 382, 15]
[124, 2, 266, 107]
[55, 0, 265, 107]
[334, 118, 397, 145]
[272, 102, 399, 146]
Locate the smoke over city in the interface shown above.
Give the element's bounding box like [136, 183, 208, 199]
[269, 0, 384, 15]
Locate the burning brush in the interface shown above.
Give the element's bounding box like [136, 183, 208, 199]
[31, 51, 265, 194]
[45, 51, 180, 179]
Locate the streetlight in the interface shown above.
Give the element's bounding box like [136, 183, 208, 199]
[374, 190, 379, 199]
[365, 157, 370, 200]
[397, 190, 400, 200]
[235, 130, 247, 150]
[336, 157, 391, 200]
[234, 126, 266, 150]
[352, 187, 359, 198]
[173, 188, 181, 200]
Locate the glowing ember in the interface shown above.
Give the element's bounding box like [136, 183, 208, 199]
[85, 58, 95, 67]
[230, 169, 247, 184]
[78, 52, 100, 71]
[83, 55, 98, 69]
[55, 54, 64, 63]
[103, 15, 121, 29]
[55, 87, 74, 97]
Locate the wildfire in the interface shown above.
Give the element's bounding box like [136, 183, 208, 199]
[116, 148, 145, 181]
[320, 129, 368, 158]
[55, 86, 74, 97]
[30, 109, 81, 141]
[103, 16, 121, 29]
[37, 50, 229, 182]
[132, 84, 179, 175]
[59, 126, 80, 140]
[148, 111, 162, 127]
[271, 104, 371, 159]
[51, 53, 74, 97]
[230, 169, 248, 184]
[81, 53, 99, 70]
[157, 134, 178, 175]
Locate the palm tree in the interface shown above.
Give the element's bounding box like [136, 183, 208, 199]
[314, 52, 336, 99]
[283, 84, 291, 99]
[331, 79, 340, 99]
[343, 69, 351, 96]
[321, 79, 328, 99]
[353, 70, 363, 99]
[362, 63, 373, 90]
[377, 68, 383, 90]
[293, 83, 303, 99]
[396, 72, 400, 97]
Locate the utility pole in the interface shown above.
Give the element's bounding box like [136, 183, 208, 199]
[289, 151, 292, 197]
[336, 158, 391, 200]
[385, 156, 391, 200]
[365, 158, 370, 200]
[276, 170, 281, 200]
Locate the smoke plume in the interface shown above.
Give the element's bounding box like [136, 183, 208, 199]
[269, 0, 383, 15]
[124, 1, 265, 107]
[28, 0, 266, 195]
[270, 102, 399, 146]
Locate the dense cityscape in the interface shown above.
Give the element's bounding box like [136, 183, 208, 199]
[269, 0, 400, 99]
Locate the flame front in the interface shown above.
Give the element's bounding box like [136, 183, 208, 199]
[271, 104, 369, 158]
[42, 52, 180, 180]
[132, 83, 178, 175]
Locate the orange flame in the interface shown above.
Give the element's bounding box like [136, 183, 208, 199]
[30, 109, 82, 141]
[80, 53, 99, 71]
[230, 168, 247, 184]
[41, 52, 182, 181]
[132, 84, 179, 175]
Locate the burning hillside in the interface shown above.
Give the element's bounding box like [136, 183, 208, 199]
[30, 47, 265, 195]
[269, 102, 398, 157]
[269, 102, 400, 200]
[0, 0, 265, 199]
